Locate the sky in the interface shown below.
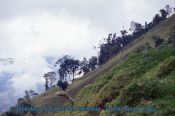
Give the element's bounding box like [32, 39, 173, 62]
[0, 0, 175, 113]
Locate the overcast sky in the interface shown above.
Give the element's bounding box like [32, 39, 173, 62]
[0, 0, 175, 113]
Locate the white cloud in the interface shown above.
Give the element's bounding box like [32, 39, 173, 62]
[0, 11, 105, 58]
[0, 11, 106, 110]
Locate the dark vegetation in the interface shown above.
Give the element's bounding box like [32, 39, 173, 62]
[98, 5, 172, 65]
[57, 80, 68, 91]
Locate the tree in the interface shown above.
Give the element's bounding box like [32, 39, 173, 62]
[130, 21, 144, 34]
[57, 80, 68, 91]
[96, 6, 171, 67]
[70, 59, 80, 80]
[107, 33, 112, 44]
[24, 91, 31, 103]
[160, 9, 168, 20]
[112, 33, 117, 40]
[56, 55, 80, 80]
[56, 55, 70, 81]
[120, 30, 128, 38]
[24, 90, 38, 103]
[80, 57, 90, 74]
[98, 33, 124, 65]
[88, 56, 98, 71]
[111, 33, 117, 46]
[44, 72, 56, 88]
[98, 47, 106, 65]
[165, 5, 172, 16]
[43, 75, 49, 91]
[58, 68, 66, 81]
[28, 90, 38, 96]
[153, 14, 161, 25]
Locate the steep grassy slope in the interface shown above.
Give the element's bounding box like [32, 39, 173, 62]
[61, 48, 175, 116]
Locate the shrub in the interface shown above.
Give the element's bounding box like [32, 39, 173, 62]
[57, 80, 68, 91]
[152, 36, 164, 47]
[157, 56, 175, 78]
[168, 32, 175, 47]
[121, 78, 164, 106]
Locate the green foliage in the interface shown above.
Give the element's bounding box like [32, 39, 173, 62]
[70, 48, 175, 116]
[157, 56, 175, 78]
[56, 55, 80, 80]
[121, 78, 165, 106]
[88, 56, 98, 71]
[149, 96, 175, 116]
[168, 26, 175, 47]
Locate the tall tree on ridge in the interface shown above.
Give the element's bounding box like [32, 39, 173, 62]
[88, 56, 98, 71]
[80, 57, 90, 74]
[56, 55, 80, 81]
[44, 72, 56, 88]
[153, 14, 161, 25]
[160, 9, 168, 20]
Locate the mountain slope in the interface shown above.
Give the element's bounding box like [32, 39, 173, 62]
[35, 14, 175, 116]
[2, 14, 175, 116]
[63, 47, 175, 116]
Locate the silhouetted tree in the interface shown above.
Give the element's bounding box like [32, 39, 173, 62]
[153, 14, 161, 25]
[57, 80, 68, 91]
[24, 91, 31, 103]
[43, 75, 49, 91]
[96, 5, 172, 66]
[160, 9, 168, 20]
[28, 90, 38, 96]
[98, 43, 109, 65]
[70, 59, 80, 80]
[120, 30, 128, 38]
[88, 56, 98, 71]
[165, 5, 172, 16]
[24, 90, 38, 103]
[130, 21, 144, 34]
[107, 33, 112, 44]
[44, 72, 56, 88]
[56, 55, 80, 80]
[144, 22, 148, 29]
[80, 57, 90, 74]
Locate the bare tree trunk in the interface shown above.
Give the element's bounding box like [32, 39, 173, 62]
[55, 91, 75, 105]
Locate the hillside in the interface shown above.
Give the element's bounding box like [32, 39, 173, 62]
[2, 14, 175, 116]
[64, 47, 175, 116]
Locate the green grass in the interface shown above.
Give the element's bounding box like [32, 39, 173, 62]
[61, 47, 175, 116]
